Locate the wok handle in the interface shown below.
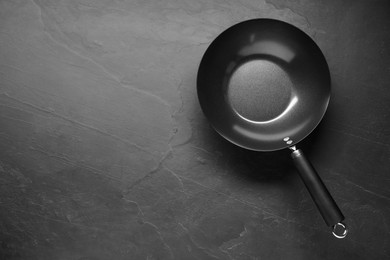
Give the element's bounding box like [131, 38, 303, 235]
[291, 149, 347, 238]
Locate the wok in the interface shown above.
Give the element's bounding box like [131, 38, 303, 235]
[197, 19, 347, 238]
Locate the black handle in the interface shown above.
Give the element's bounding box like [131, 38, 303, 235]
[291, 149, 347, 238]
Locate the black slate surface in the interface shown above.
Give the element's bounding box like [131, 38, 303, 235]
[0, 0, 389, 259]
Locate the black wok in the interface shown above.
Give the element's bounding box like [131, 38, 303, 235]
[197, 19, 347, 238]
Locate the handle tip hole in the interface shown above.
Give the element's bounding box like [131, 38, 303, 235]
[332, 222, 348, 239]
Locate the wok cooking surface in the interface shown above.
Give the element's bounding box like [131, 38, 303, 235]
[228, 59, 293, 122]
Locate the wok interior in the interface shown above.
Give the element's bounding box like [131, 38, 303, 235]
[228, 59, 293, 122]
[197, 19, 331, 151]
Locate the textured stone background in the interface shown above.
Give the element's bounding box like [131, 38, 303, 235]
[0, 0, 389, 259]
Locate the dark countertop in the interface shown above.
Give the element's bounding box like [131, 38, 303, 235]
[0, 0, 389, 259]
